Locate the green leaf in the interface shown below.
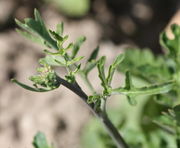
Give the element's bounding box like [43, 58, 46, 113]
[83, 61, 97, 75]
[127, 96, 137, 106]
[113, 54, 125, 67]
[71, 36, 86, 59]
[25, 18, 57, 49]
[56, 22, 64, 36]
[124, 71, 136, 105]
[81, 47, 98, 75]
[40, 56, 66, 66]
[106, 54, 124, 86]
[82, 46, 99, 76]
[16, 29, 44, 45]
[33, 132, 53, 148]
[15, 10, 58, 50]
[34, 9, 45, 27]
[11, 79, 53, 92]
[74, 64, 81, 73]
[15, 18, 35, 34]
[87, 46, 99, 62]
[124, 71, 133, 90]
[111, 80, 174, 106]
[67, 56, 84, 66]
[43, 42, 72, 56]
[43, 49, 60, 55]
[152, 120, 175, 134]
[160, 24, 180, 59]
[49, 30, 63, 41]
[16, 18, 46, 45]
[118, 48, 171, 82]
[97, 56, 107, 90]
[111, 81, 174, 97]
[65, 43, 73, 50]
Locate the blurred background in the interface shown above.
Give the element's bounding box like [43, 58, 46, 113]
[0, 0, 180, 148]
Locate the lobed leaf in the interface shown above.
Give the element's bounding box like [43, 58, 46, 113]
[16, 29, 44, 45]
[16, 9, 58, 50]
[25, 18, 57, 49]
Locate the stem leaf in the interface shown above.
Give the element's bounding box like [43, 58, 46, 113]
[56, 22, 64, 36]
[112, 81, 174, 96]
[87, 46, 99, 62]
[107, 54, 124, 86]
[97, 56, 107, 90]
[11, 79, 53, 92]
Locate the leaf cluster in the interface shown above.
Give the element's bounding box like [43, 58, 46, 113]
[82, 25, 180, 148]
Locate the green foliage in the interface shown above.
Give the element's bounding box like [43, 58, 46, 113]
[90, 52, 173, 106]
[13, 10, 86, 88]
[44, 0, 90, 17]
[107, 54, 124, 86]
[15, 9, 58, 49]
[71, 36, 86, 59]
[160, 24, 180, 60]
[12, 9, 180, 148]
[12, 60, 61, 92]
[82, 24, 180, 148]
[82, 46, 99, 76]
[33, 132, 54, 148]
[118, 48, 171, 82]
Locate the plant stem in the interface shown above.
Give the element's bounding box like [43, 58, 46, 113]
[100, 113, 129, 148]
[57, 76, 129, 148]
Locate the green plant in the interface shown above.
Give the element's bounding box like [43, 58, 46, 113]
[44, 0, 90, 17]
[82, 25, 180, 148]
[33, 132, 54, 148]
[12, 9, 180, 148]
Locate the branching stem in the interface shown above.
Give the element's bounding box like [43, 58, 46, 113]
[57, 76, 129, 148]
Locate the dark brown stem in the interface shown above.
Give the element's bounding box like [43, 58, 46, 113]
[57, 76, 129, 148]
[100, 113, 129, 148]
